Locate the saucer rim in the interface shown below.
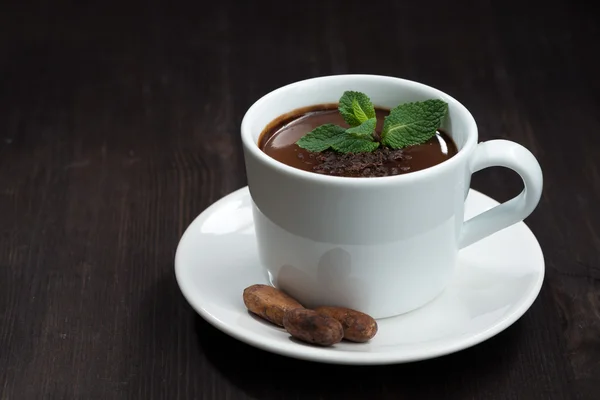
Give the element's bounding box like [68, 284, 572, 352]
[175, 186, 545, 365]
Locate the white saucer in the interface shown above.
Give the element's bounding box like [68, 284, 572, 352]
[175, 186, 545, 365]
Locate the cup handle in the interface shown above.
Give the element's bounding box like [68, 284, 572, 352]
[459, 139, 543, 249]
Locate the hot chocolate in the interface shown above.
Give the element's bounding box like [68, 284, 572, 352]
[259, 105, 458, 178]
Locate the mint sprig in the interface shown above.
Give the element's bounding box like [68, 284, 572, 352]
[295, 122, 380, 153]
[295, 91, 447, 154]
[380, 100, 448, 149]
[338, 91, 376, 127]
[346, 117, 376, 137]
[333, 136, 380, 153]
[295, 124, 346, 152]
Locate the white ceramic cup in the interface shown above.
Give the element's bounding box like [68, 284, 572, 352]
[241, 74, 543, 319]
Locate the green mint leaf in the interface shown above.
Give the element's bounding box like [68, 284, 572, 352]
[296, 124, 346, 152]
[346, 117, 376, 137]
[339, 91, 376, 127]
[381, 99, 448, 149]
[332, 135, 380, 153]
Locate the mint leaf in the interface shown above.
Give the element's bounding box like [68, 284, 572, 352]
[296, 124, 346, 152]
[339, 91, 376, 127]
[332, 136, 380, 153]
[381, 99, 448, 149]
[297, 122, 379, 154]
[346, 117, 376, 137]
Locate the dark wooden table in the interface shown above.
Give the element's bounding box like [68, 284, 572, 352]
[1, 0, 598, 398]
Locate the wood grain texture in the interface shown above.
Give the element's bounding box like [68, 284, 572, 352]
[0, 0, 598, 399]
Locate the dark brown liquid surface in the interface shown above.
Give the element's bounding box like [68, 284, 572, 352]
[259, 106, 458, 177]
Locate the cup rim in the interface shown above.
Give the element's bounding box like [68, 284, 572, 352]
[241, 74, 478, 186]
